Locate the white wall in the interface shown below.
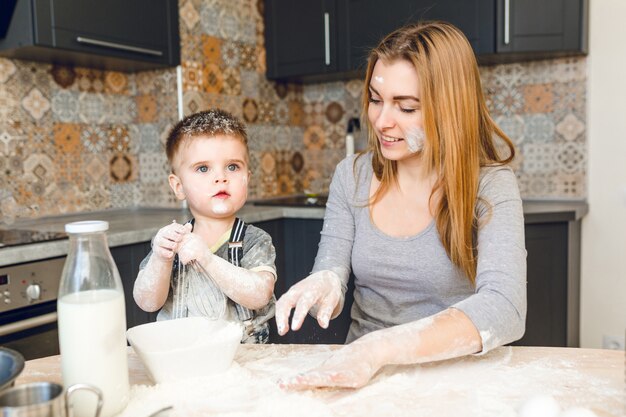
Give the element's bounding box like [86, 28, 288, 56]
[581, 0, 626, 348]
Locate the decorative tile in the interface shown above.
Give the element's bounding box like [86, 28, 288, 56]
[218, 7, 241, 41]
[104, 71, 129, 94]
[110, 152, 137, 183]
[180, 1, 200, 30]
[288, 100, 304, 126]
[257, 100, 275, 124]
[303, 125, 326, 150]
[204, 62, 223, 94]
[522, 84, 553, 113]
[83, 154, 109, 185]
[199, 1, 221, 37]
[139, 151, 167, 184]
[274, 101, 289, 125]
[242, 98, 258, 123]
[345, 79, 364, 99]
[183, 90, 208, 115]
[53, 123, 82, 155]
[108, 125, 131, 152]
[107, 95, 136, 124]
[491, 86, 524, 116]
[51, 90, 80, 122]
[239, 44, 257, 71]
[523, 114, 555, 143]
[0, 58, 17, 83]
[50, 65, 76, 89]
[495, 115, 525, 145]
[555, 114, 585, 142]
[78, 92, 106, 124]
[554, 173, 585, 198]
[202, 35, 222, 64]
[555, 142, 586, 174]
[552, 58, 587, 83]
[221, 40, 241, 68]
[240, 70, 259, 99]
[0, 85, 19, 121]
[81, 125, 108, 153]
[325, 102, 344, 124]
[75, 68, 105, 93]
[521, 143, 558, 174]
[135, 95, 158, 123]
[260, 152, 276, 175]
[492, 63, 526, 88]
[110, 182, 141, 208]
[222, 67, 242, 95]
[183, 60, 204, 92]
[23, 153, 54, 183]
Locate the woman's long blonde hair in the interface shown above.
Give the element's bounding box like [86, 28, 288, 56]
[360, 21, 515, 285]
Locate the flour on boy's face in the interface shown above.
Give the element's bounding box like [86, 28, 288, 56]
[170, 134, 250, 219]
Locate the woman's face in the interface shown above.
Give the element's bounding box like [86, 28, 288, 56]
[367, 59, 425, 160]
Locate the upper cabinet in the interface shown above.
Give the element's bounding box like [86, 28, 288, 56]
[264, 0, 341, 81]
[0, 0, 180, 72]
[264, 0, 588, 82]
[492, 0, 588, 60]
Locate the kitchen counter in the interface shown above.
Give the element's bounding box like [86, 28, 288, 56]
[0, 199, 587, 267]
[15, 345, 623, 417]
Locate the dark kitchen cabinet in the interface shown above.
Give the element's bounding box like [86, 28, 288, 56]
[111, 242, 158, 330]
[513, 218, 581, 348]
[340, 0, 495, 72]
[0, 0, 180, 71]
[256, 218, 355, 344]
[264, 0, 340, 80]
[494, 0, 587, 59]
[264, 0, 588, 82]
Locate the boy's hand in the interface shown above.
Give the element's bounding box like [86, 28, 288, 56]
[177, 232, 211, 265]
[152, 222, 192, 261]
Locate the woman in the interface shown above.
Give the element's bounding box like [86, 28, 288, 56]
[275, 21, 526, 389]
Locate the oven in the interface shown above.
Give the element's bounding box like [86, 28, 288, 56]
[0, 257, 65, 360]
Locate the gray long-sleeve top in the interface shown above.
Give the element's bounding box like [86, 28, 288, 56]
[312, 153, 527, 352]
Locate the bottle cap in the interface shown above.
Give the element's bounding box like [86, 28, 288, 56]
[65, 220, 109, 234]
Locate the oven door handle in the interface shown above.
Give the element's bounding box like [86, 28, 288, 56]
[0, 312, 57, 337]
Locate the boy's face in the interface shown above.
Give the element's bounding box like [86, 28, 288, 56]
[168, 134, 250, 219]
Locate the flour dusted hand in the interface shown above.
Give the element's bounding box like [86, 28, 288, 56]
[275, 270, 344, 335]
[177, 231, 212, 265]
[279, 340, 381, 390]
[152, 222, 192, 260]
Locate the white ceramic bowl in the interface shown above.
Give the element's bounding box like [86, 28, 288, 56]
[126, 317, 243, 383]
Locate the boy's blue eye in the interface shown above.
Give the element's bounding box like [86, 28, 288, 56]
[197, 165, 208, 173]
[227, 164, 239, 172]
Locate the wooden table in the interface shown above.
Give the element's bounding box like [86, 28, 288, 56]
[16, 345, 624, 417]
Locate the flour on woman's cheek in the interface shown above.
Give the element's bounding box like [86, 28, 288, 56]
[405, 127, 425, 153]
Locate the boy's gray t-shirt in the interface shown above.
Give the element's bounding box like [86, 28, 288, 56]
[139, 224, 276, 326]
[313, 153, 527, 353]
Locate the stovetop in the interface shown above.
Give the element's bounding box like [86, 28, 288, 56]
[253, 195, 328, 208]
[0, 229, 68, 248]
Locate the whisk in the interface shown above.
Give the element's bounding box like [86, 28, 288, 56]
[172, 258, 226, 320]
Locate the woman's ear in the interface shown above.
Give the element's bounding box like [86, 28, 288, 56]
[168, 173, 186, 201]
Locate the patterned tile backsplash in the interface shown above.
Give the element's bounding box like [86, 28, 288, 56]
[0, 0, 587, 223]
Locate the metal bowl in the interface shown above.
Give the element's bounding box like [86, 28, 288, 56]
[0, 347, 24, 392]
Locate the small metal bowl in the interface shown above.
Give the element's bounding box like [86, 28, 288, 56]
[0, 347, 25, 393]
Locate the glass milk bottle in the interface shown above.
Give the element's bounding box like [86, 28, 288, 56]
[58, 221, 129, 417]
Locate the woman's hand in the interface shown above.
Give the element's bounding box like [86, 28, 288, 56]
[151, 222, 192, 260]
[275, 270, 344, 335]
[279, 341, 382, 390]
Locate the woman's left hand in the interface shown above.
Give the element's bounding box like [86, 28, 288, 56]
[279, 341, 382, 390]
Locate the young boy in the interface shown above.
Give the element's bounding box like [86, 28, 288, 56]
[133, 109, 276, 344]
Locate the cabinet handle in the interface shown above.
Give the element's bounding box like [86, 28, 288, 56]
[324, 12, 330, 66]
[504, 0, 511, 45]
[76, 36, 163, 57]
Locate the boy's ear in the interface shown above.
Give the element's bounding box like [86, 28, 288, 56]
[168, 173, 186, 201]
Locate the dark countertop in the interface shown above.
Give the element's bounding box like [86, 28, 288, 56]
[0, 199, 587, 266]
